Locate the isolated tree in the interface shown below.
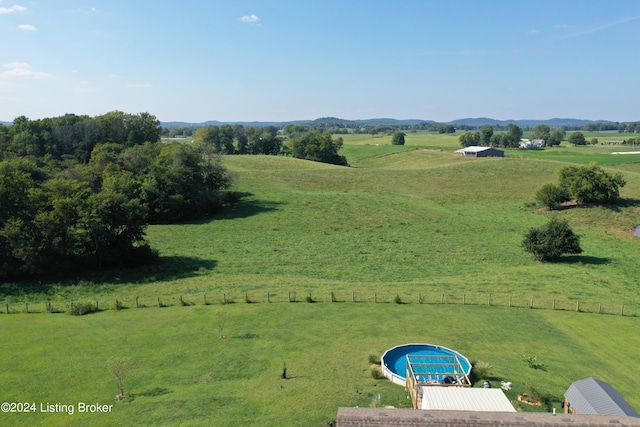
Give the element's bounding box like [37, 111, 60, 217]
[107, 357, 134, 398]
[522, 218, 582, 261]
[535, 183, 571, 210]
[216, 311, 229, 338]
[391, 132, 406, 145]
[568, 131, 586, 146]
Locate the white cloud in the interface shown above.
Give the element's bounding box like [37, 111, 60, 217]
[18, 24, 36, 31]
[0, 4, 26, 14]
[128, 83, 152, 88]
[526, 29, 540, 35]
[240, 14, 260, 23]
[0, 62, 55, 80]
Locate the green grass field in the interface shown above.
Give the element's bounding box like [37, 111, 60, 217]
[2, 133, 640, 426]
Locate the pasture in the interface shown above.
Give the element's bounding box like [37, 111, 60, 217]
[2, 133, 640, 426]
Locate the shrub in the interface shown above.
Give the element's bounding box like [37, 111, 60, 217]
[522, 218, 582, 261]
[393, 294, 402, 304]
[368, 353, 380, 365]
[370, 367, 385, 379]
[472, 361, 491, 380]
[68, 300, 98, 316]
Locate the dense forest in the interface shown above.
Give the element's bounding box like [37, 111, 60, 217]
[0, 112, 233, 280]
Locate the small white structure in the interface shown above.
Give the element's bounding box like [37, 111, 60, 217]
[421, 387, 516, 412]
[519, 139, 545, 149]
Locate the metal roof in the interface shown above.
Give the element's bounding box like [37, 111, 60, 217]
[565, 377, 640, 417]
[455, 146, 493, 153]
[420, 387, 516, 412]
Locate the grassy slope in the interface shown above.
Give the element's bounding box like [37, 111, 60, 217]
[2, 134, 640, 426]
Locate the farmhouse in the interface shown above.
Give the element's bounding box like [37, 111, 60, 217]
[605, 140, 626, 145]
[564, 377, 640, 417]
[454, 146, 504, 157]
[520, 139, 546, 149]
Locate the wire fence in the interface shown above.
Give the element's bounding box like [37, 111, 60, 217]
[1, 291, 638, 317]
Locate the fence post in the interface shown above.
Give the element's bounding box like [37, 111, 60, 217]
[463, 294, 466, 305]
[288, 292, 291, 303]
[441, 293, 444, 304]
[352, 292, 355, 303]
[26, 302, 29, 313]
[487, 294, 491, 306]
[418, 293, 422, 304]
[621, 305, 625, 316]
[530, 298, 534, 309]
[509, 295, 512, 307]
[553, 299, 556, 310]
[5, 303, 8, 314]
[223, 293, 227, 304]
[267, 292, 270, 303]
[576, 301, 580, 312]
[180, 295, 184, 306]
[95, 299, 99, 311]
[204, 294, 207, 305]
[157, 297, 161, 307]
[374, 293, 377, 303]
[136, 296, 139, 308]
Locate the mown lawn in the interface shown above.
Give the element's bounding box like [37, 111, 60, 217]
[2, 135, 640, 426]
[1, 302, 639, 426]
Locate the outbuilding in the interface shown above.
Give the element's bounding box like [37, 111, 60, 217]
[455, 146, 504, 157]
[564, 377, 639, 417]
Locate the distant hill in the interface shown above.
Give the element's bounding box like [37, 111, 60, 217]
[162, 117, 428, 129]
[0, 117, 625, 129]
[160, 117, 626, 129]
[447, 117, 604, 128]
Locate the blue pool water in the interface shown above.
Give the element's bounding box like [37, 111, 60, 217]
[381, 343, 471, 383]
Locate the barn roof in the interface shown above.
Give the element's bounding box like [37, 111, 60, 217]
[455, 146, 494, 153]
[565, 377, 640, 417]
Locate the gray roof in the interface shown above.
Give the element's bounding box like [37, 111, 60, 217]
[337, 408, 640, 427]
[565, 377, 640, 417]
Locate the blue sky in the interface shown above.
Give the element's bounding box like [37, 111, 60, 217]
[1, 0, 640, 123]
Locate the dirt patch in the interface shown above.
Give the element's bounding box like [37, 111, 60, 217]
[518, 394, 542, 406]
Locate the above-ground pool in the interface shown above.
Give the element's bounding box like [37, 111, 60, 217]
[381, 343, 471, 386]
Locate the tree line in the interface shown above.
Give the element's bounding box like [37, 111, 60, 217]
[193, 124, 348, 166]
[0, 112, 233, 280]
